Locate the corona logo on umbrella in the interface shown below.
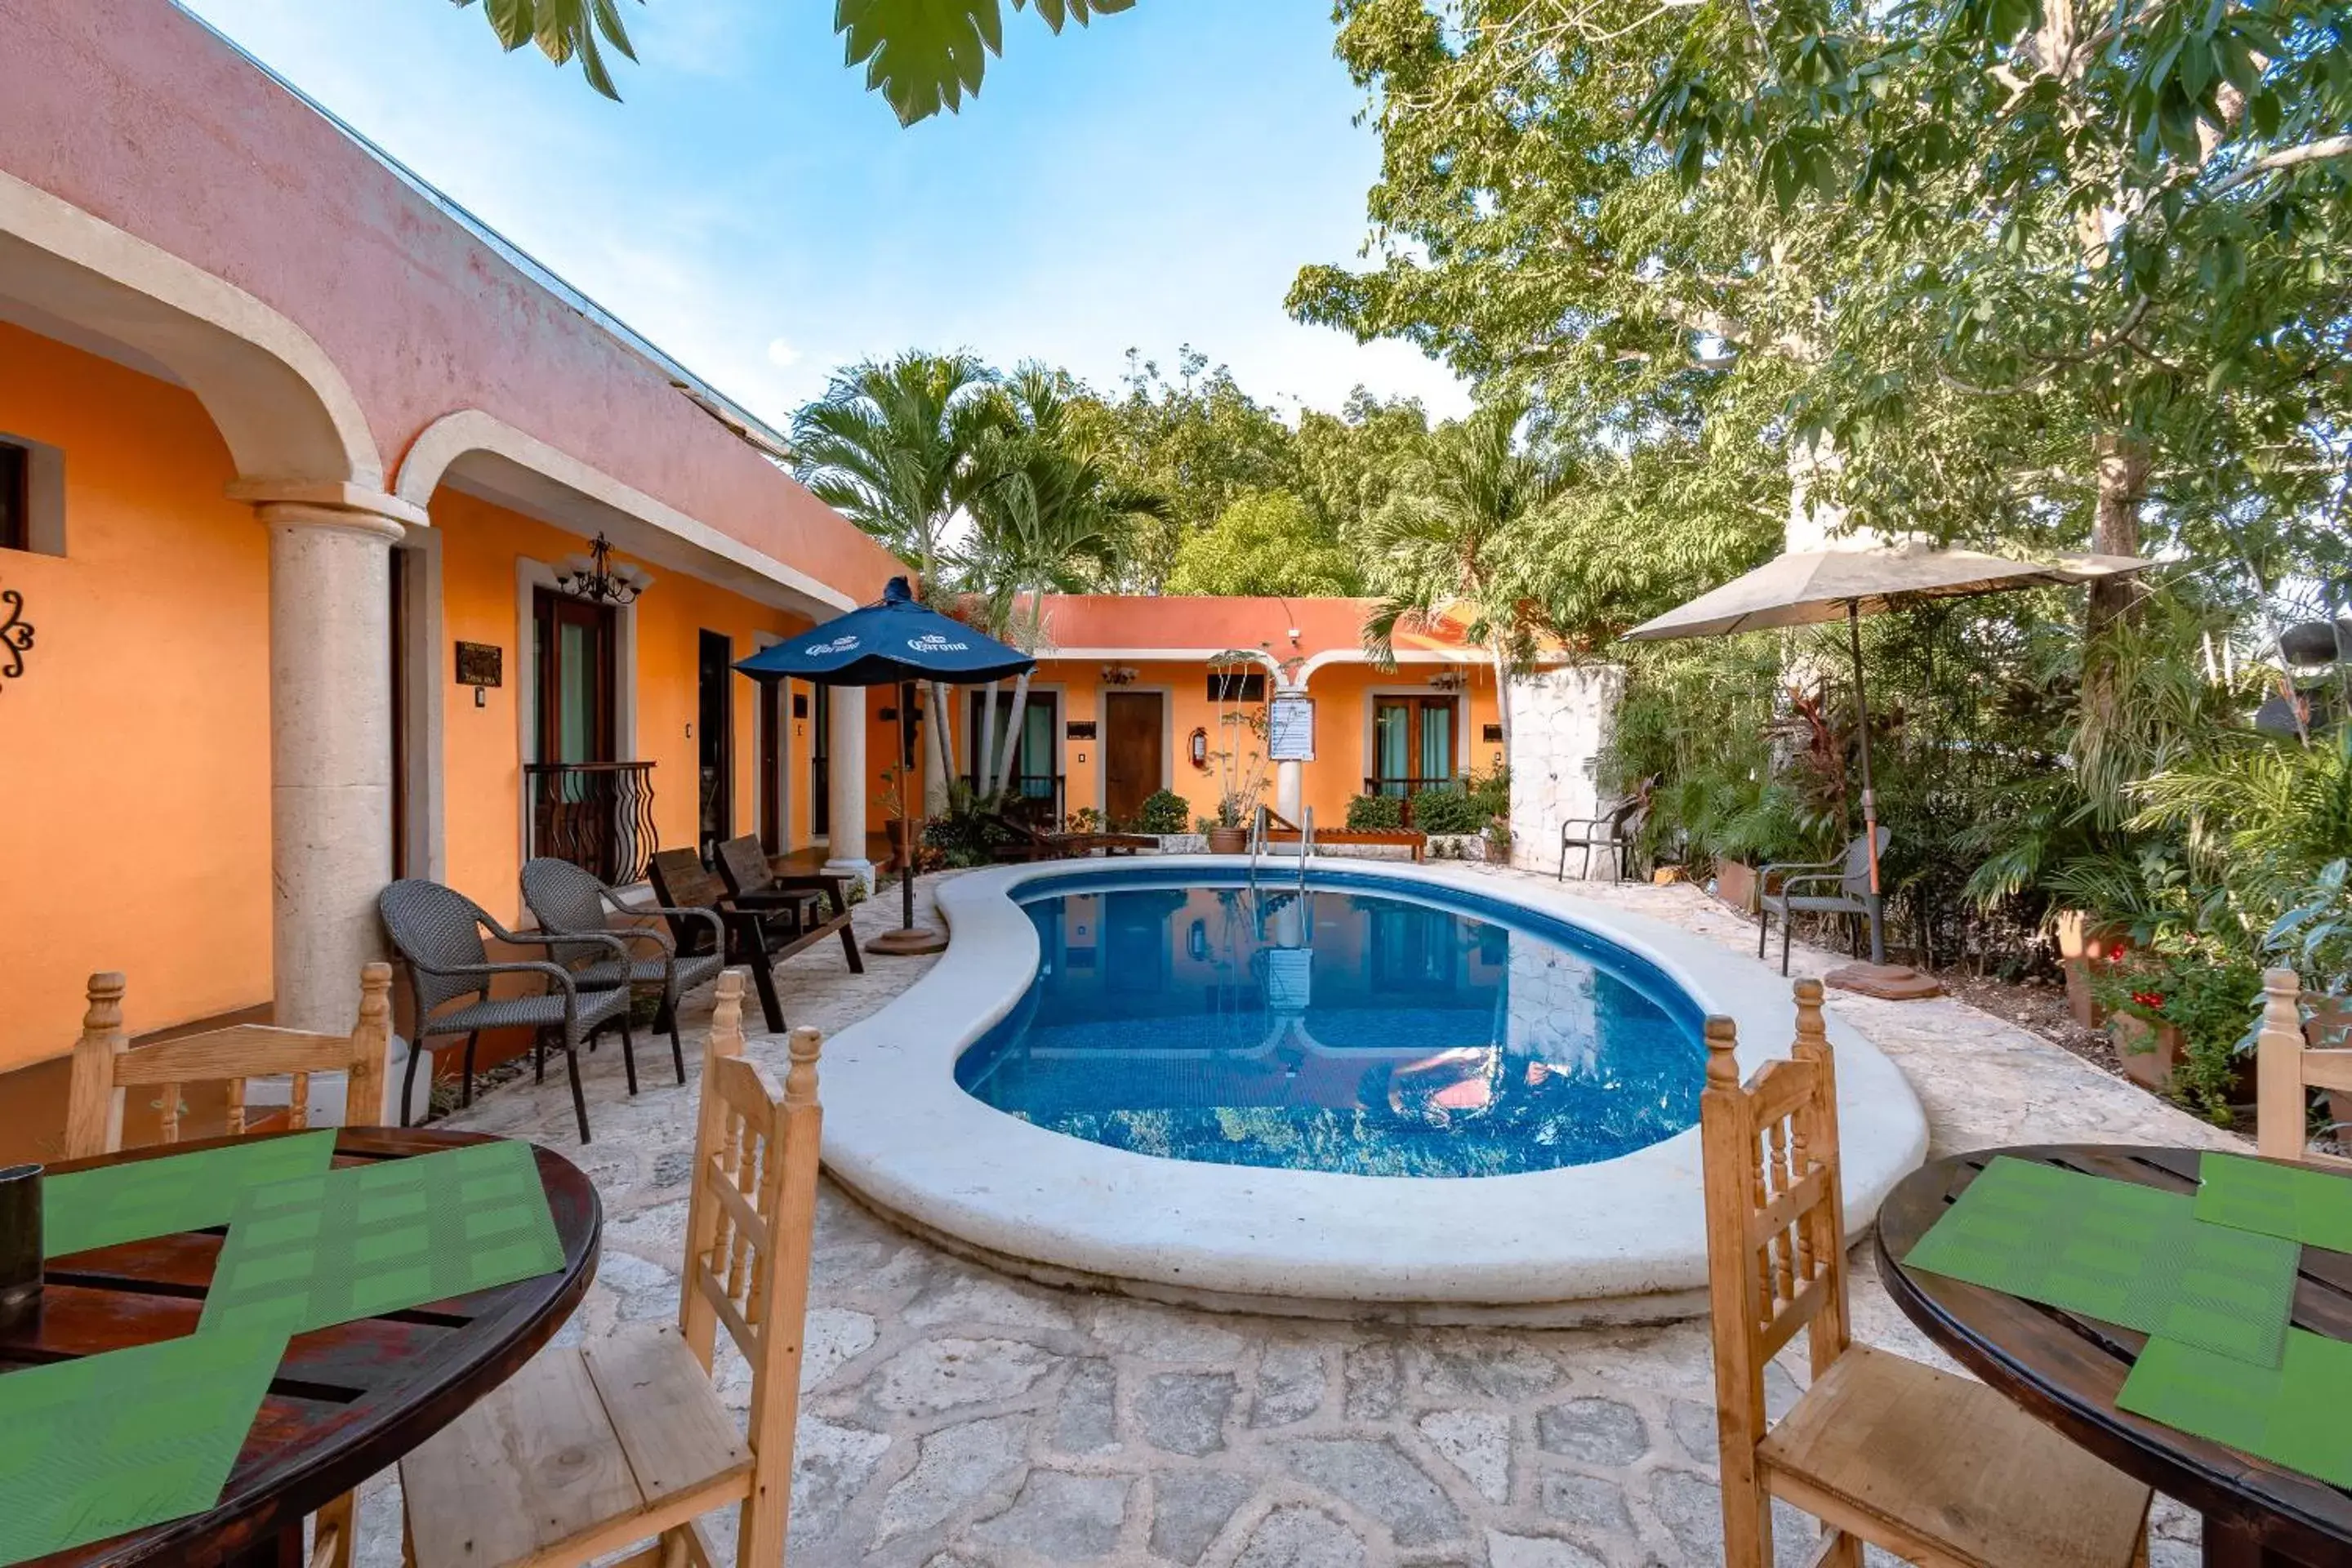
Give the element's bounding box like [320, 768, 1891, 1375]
[908, 633, 969, 653]
[805, 635, 860, 655]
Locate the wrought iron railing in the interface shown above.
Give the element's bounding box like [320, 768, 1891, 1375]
[526, 761, 658, 885]
[971, 773, 1067, 822]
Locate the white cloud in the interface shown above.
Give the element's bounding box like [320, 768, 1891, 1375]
[765, 337, 803, 368]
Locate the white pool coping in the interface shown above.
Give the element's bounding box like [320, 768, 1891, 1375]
[817, 857, 1929, 1325]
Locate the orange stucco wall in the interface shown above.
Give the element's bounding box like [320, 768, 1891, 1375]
[978, 658, 1503, 830]
[430, 491, 815, 926]
[0, 324, 274, 1070]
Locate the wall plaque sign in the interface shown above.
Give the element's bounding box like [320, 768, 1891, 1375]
[1267, 695, 1316, 762]
[455, 642, 503, 688]
[1067, 720, 1098, 741]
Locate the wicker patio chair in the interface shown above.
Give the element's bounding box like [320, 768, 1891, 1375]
[1756, 827, 1891, 977]
[1558, 782, 1654, 883]
[522, 857, 725, 1089]
[377, 878, 634, 1143]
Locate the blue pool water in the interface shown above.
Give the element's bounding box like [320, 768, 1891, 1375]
[953, 871, 1708, 1178]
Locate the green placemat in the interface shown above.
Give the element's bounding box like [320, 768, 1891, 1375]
[200, 1140, 563, 1335]
[0, 1326, 287, 1563]
[2196, 1152, 2352, 1252]
[43, 1132, 338, 1259]
[1904, 1156, 2300, 1365]
[2119, 1329, 2352, 1489]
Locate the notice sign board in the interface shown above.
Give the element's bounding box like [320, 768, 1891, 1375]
[1267, 694, 1316, 762]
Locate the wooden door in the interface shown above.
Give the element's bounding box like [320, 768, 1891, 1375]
[1103, 691, 1163, 827]
[698, 630, 733, 856]
[757, 678, 783, 853]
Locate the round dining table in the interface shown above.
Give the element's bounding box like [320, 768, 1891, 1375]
[1877, 1144, 2352, 1568]
[0, 1127, 600, 1568]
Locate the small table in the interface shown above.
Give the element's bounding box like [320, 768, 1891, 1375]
[1, 1128, 600, 1567]
[1878, 1145, 2352, 1567]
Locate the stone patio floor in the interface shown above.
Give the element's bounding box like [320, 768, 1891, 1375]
[353, 868, 2238, 1568]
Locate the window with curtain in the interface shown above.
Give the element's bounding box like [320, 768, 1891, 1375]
[1372, 696, 1460, 794]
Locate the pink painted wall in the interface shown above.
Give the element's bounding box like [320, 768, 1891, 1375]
[2, 0, 903, 602]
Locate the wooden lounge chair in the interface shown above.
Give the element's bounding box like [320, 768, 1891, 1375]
[1263, 826, 1427, 862]
[66, 964, 393, 1568]
[1700, 979, 2150, 1568]
[991, 813, 1156, 862]
[398, 973, 822, 1568]
[649, 845, 862, 1035]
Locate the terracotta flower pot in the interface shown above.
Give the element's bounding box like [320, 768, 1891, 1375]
[1205, 826, 1250, 854]
[2110, 1012, 2184, 1092]
[1713, 858, 1761, 916]
[2057, 911, 2131, 1030]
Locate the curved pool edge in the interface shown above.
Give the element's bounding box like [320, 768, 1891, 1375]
[814, 856, 1929, 1325]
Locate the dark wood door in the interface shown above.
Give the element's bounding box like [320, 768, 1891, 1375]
[757, 678, 783, 853]
[697, 630, 733, 857]
[532, 589, 616, 764]
[1103, 691, 1163, 827]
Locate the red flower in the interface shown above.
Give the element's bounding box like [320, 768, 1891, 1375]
[2132, 991, 2167, 1010]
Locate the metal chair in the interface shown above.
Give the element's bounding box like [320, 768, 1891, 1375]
[377, 879, 633, 1143]
[1558, 787, 1652, 882]
[522, 857, 724, 1089]
[1757, 828, 1890, 976]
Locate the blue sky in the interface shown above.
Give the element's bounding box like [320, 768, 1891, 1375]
[177, 0, 1471, 430]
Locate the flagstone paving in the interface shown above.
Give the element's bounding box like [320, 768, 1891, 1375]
[350, 869, 2235, 1568]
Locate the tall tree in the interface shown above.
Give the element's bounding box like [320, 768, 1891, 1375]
[960, 367, 1165, 795]
[1166, 491, 1365, 597]
[792, 350, 996, 808]
[455, 0, 1137, 118]
[1361, 395, 1566, 759]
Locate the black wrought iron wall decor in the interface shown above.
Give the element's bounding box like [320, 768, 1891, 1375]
[0, 587, 31, 690]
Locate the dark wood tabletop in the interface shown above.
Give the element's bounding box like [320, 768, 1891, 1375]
[0, 1127, 599, 1568]
[1876, 1144, 2352, 1568]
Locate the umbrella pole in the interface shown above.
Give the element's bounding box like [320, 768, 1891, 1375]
[1846, 602, 1886, 965]
[868, 677, 948, 956]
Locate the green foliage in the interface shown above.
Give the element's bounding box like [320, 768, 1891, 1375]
[2095, 946, 2265, 1115]
[835, 0, 1135, 125]
[920, 781, 1010, 867]
[1408, 786, 1486, 834]
[1134, 789, 1191, 835]
[793, 351, 997, 582]
[454, 0, 641, 99]
[1165, 492, 1363, 597]
[1348, 794, 1406, 831]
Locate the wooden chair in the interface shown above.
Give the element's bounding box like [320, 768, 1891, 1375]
[399, 971, 822, 1568]
[2256, 966, 2352, 1167]
[65, 964, 394, 1568]
[1699, 979, 2151, 1568]
[651, 845, 863, 1036]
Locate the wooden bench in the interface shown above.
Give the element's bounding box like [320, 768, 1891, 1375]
[648, 845, 863, 1034]
[1263, 827, 1426, 862]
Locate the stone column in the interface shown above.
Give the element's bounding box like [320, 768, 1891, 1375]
[1507, 666, 1628, 879]
[823, 684, 874, 892]
[256, 501, 404, 1041]
[1276, 759, 1303, 825]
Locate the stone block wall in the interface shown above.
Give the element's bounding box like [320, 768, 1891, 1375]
[1506, 666, 1628, 880]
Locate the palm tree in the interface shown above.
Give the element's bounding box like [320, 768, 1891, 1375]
[457, 0, 1133, 119]
[960, 367, 1165, 801]
[1361, 395, 1566, 762]
[793, 351, 996, 809]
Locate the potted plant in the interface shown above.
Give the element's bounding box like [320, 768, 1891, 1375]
[2056, 910, 2132, 1030]
[2095, 945, 2264, 1115]
[1204, 801, 1251, 854]
[1482, 817, 1513, 865]
[1137, 790, 1191, 837]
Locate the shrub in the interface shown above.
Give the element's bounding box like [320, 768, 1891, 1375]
[1137, 790, 1191, 835]
[2094, 945, 2264, 1116]
[1348, 794, 1405, 831]
[1410, 787, 1486, 835]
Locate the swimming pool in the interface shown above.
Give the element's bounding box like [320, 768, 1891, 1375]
[954, 872, 1708, 1177]
[815, 856, 1928, 1322]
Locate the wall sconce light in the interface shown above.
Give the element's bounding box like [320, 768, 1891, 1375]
[1101, 665, 1139, 685]
[1189, 727, 1209, 769]
[1188, 920, 1209, 962]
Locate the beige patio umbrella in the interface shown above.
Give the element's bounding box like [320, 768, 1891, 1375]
[1623, 541, 2153, 977]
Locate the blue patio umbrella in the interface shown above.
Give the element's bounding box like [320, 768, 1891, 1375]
[735, 577, 1035, 953]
